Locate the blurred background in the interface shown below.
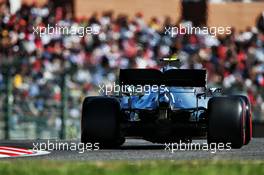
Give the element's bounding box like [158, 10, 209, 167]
[0, 0, 264, 140]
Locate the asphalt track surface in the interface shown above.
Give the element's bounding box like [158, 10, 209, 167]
[0, 138, 263, 160]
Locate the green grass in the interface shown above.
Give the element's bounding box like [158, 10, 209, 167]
[0, 160, 263, 175]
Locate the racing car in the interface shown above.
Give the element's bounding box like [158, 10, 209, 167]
[81, 58, 252, 148]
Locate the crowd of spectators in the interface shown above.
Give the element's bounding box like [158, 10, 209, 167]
[0, 1, 264, 137]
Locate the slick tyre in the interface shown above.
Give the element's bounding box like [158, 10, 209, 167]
[81, 97, 124, 148]
[208, 97, 246, 148]
[232, 95, 252, 145]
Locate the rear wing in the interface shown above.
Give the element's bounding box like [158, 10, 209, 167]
[119, 69, 206, 87]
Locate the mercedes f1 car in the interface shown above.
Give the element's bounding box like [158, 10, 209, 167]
[81, 58, 252, 148]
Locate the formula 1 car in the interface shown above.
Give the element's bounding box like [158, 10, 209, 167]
[81, 58, 252, 148]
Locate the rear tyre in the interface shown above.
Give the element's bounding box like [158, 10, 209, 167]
[81, 97, 125, 148]
[233, 95, 252, 145]
[207, 97, 246, 148]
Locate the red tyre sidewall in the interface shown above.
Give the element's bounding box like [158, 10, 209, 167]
[241, 101, 246, 145]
